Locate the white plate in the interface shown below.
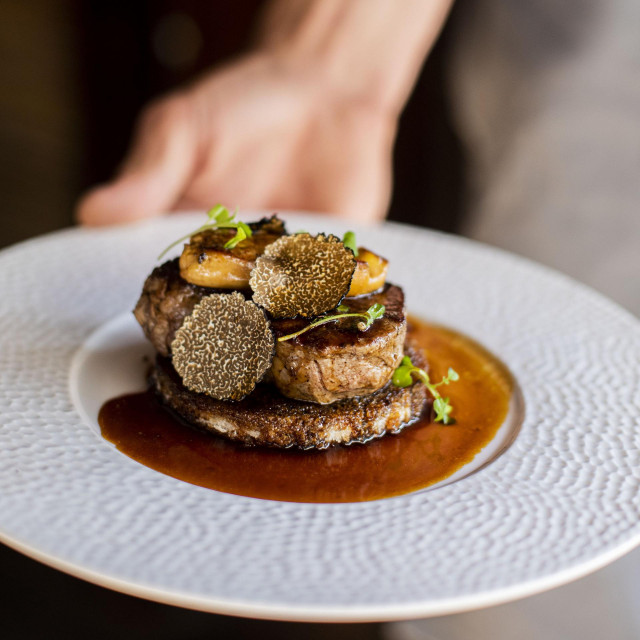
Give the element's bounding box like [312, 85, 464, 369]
[1, 212, 639, 622]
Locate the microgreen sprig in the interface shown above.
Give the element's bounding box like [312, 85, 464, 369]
[342, 231, 358, 256]
[158, 205, 253, 260]
[392, 356, 459, 424]
[277, 303, 385, 342]
[224, 221, 251, 249]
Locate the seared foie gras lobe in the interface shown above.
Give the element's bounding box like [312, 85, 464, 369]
[347, 248, 389, 297]
[151, 338, 428, 449]
[179, 215, 286, 288]
[271, 285, 406, 404]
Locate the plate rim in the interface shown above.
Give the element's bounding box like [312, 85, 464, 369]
[2, 527, 640, 622]
[1, 211, 639, 621]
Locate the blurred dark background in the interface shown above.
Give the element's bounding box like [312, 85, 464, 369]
[0, 0, 464, 251]
[0, 1, 462, 638]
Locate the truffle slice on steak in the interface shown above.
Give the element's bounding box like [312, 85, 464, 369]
[151, 340, 428, 449]
[249, 233, 357, 318]
[270, 285, 407, 404]
[171, 292, 274, 401]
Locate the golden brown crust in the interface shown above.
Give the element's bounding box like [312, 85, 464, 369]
[179, 215, 286, 288]
[150, 339, 429, 449]
[270, 285, 407, 404]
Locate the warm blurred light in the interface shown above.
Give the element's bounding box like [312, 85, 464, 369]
[152, 12, 202, 71]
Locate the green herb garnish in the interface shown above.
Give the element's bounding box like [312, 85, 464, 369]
[277, 303, 385, 342]
[342, 231, 358, 256]
[158, 205, 253, 260]
[392, 356, 459, 424]
[224, 221, 251, 249]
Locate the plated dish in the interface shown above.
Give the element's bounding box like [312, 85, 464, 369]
[133, 210, 441, 448]
[97, 208, 514, 502]
[1, 212, 639, 621]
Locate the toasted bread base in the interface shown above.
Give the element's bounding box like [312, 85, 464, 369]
[150, 342, 430, 449]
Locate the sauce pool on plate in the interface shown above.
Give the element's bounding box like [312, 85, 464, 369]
[99, 319, 513, 503]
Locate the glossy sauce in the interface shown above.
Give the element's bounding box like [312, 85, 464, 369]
[99, 320, 513, 503]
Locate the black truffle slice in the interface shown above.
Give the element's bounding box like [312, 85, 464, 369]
[170, 292, 274, 401]
[249, 233, 357, 318]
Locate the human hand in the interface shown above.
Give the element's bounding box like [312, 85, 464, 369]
[76, 52, 396, 226]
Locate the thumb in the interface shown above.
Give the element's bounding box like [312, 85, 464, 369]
[76, 96, 196, 226]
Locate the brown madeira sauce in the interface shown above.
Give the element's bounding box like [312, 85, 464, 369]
[99, 318, 513, 503]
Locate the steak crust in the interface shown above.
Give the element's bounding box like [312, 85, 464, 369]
[133, 259, 219, 357]
[270, 285, 406, 403]
[151, 340, 429, 449]
[134, 260, 407, 404]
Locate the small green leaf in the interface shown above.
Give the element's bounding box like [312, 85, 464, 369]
[368, 303, 385, 320]
[391, 356, 459, 424]
[238, 221, 252, 237]
[357, 302, 385, 328]
[433, 397, 453, 423]
[342, 231, 359, 256]
[392, 366, 413, 388]
[208, 204, 229, 222]
[158, 205, 252, 260]
[337, 304, 350, 313]
[224, 225, 248, 249]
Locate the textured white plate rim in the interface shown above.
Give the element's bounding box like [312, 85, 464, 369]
[2, 526, 640, 622]
[388, 220, 640, 330]
[1, 211, 639, 622]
